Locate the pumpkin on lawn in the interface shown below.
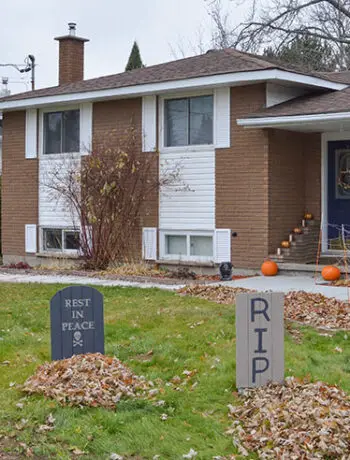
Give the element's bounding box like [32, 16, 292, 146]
[322, 265, 341, 281]
[261, 260, 278, 276]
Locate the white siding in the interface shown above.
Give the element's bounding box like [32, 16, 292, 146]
[142, 95, 157, 152]
[25, 109, 37, 159]
[39, 157, 80, 227]
[266, 83, 308, 108]
[160, 149, 215, 230]
[214, 87, 230, 148]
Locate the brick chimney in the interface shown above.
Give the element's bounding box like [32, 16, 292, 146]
[54, 23, 89, 85]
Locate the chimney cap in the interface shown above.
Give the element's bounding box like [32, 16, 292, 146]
[54, 22, 89, 43]
[68, 22, 77, 35]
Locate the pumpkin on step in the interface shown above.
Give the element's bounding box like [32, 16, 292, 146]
[261, 260, 278, 276]
[281, 241, 290, 248]
[293, 227, 303, 234]
[322, 265, 341, 281]
[304, 212, 313, 220]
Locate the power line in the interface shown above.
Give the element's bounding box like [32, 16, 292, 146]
[0, 55, 36, 90]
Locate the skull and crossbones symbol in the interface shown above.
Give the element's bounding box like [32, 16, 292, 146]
[73, 331, 83, 347]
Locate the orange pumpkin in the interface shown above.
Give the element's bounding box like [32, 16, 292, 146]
[304, 213, 313, 220]
[261, 260, 278, 276]
[293, 227, 303, 234]
[322, 265, 341, 281]
[281, 241, 290, 248]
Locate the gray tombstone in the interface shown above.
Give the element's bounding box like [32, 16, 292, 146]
[50, 285, 104, 361]
[236, 292, 284, 389]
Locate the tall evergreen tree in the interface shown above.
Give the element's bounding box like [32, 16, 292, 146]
[125, 41, 145, 71]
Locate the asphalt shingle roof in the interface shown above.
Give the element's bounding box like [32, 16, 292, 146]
[244, 86, 350, 119]
[0, 48, 342, 103]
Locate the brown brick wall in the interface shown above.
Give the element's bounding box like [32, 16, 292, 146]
[92, 98, 159, 260]
[1, 111, 38, 256]
[304, 133, 322, 220]
[216, 84, 269, 268]
[267, 130, 321, 254]
[216, 87, 322, 268]
[58, 39, 85, 85]
[268, 129, 305, 253]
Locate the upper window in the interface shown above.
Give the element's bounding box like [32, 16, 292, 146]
[164, 95, 213, 147]
[44, 110, 80, 154]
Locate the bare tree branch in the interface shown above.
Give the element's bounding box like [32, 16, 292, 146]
[206, 0, 350, 69]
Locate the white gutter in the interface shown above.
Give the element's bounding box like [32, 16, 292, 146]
[237, 111, 350, 128]
[0, 68, 346, 111]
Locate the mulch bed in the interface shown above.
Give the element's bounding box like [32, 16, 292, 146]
[178, 285, 350, 330]
[228, 377, 350, 459]
[0, 266, 252, 285]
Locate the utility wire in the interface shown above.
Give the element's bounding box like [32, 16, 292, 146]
[0, 63, 24, 70]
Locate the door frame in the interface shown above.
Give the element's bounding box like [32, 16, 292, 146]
[321, 131, 350, 253]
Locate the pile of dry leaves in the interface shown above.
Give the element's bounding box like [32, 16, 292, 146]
[178, 285, 350, 330]
[178, 285, 253, 304]
[23, 353, 157, 409]
[227, 377, 350, 459]
[285, 291, 350, 330]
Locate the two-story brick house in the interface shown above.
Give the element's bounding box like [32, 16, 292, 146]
[2, 24, 350, 269]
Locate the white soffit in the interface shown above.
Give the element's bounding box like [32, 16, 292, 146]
[0, 68, 346, 111]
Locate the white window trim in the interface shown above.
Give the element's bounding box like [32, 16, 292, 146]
[159, 230, 214, 262]
[39, 104, 81, 158]
[40, 226, 80, 255]
[159, 91, 215, 153]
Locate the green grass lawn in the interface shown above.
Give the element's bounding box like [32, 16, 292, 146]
[0, 283, 350, 459]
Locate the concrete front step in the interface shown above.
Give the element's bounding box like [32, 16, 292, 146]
[273, 220, 321, 264]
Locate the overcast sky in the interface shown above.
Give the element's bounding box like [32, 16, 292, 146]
[0, 0, 247, 94]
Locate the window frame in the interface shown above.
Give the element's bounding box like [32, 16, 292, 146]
[39, 105, 81, 159]
[160, 230, 214, 262]
[159, 91, 215, 153]
[40, 227, 80, 254]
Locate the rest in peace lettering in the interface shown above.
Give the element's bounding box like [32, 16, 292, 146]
[61, 298, 95, 332]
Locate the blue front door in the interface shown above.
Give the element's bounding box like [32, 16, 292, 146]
[328, 140, 350, 248]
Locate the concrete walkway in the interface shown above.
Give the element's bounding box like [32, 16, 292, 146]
[0, 272, 184, 291]
[0, 272, 349, 301]
[223, 275, 350, 302]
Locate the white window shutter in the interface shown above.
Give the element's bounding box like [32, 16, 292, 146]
[214, 87, 230, 148]
[142, 96, 157, 152]
[25, 109, 37, 159]
[25, 224, 37, 253]
[80, 103, 93, 155]
[142, 227, 157, 260]
[215, 229, 231, 263]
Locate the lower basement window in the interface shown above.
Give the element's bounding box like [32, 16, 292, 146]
[163, 232, 213, 261]
[42, 228, 80, 253]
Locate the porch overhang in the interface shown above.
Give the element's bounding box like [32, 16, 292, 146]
[237, 112, 350, 132]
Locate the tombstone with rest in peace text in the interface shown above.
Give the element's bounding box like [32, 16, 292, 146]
[50, 285, 104, 361]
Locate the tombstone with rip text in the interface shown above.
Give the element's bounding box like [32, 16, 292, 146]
[236, 292, 284, 388]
